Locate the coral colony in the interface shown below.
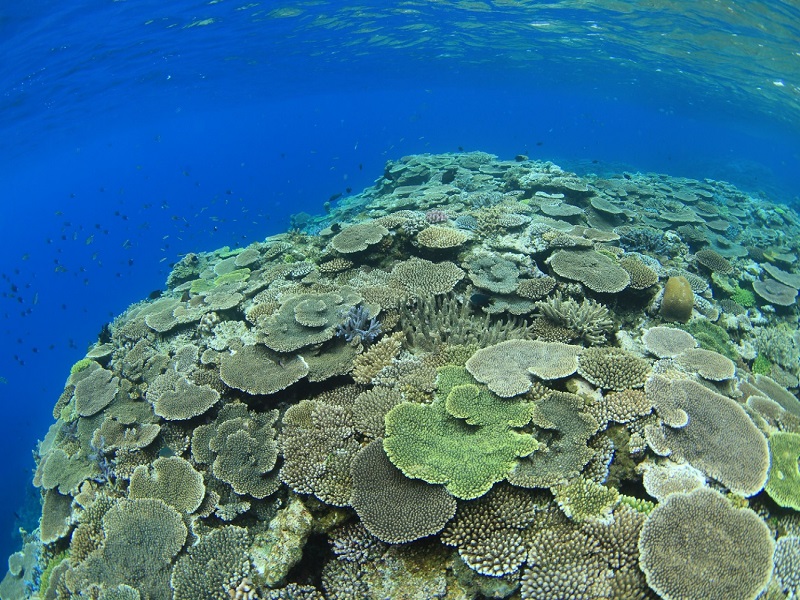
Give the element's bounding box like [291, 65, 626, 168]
[3, 152, 800, 600]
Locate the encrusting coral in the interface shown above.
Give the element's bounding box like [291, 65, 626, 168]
[6, 151, 800, 600]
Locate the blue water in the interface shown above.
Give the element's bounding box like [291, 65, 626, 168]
[0, 0, 798, 563]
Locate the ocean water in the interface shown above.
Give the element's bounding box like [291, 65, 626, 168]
[0, 0, 798, 594]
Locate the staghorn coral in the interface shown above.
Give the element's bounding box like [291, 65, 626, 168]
[399, 291, 534, 352]
[350, 440, 456, 543]
[534, 292, 615, 345]
[351, 331, 404, 384]
[638, 488, 774, 600]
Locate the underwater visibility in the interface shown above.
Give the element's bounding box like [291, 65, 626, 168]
[1, 2, 800, 600]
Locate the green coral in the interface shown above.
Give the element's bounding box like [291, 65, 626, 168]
[70, 358, 94, 375]
[752, 354, 772, 376]
[765, 432, 800, 511]
[251, 495, 313, 587]
[40, 550, 69, 595]
[383, 366, 538, 500]
[213, 268, 250, 286]
[678, 319, 737, 360]
[731, 284, 756, 308]
[553, 478, 619, 524]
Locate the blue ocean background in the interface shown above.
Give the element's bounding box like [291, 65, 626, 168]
[0, 0, 798, 562]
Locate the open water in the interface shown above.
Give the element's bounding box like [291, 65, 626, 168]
[0, 0, 798, 592]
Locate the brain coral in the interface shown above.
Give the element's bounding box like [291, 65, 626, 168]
[660, 275, 694, 323]
[350, 439, 456, 544]
[638, 488, 774, 600]
[220, 345, 309, 395]
[645, 376, 769, 497]
[465, 339, 581, 397]
[330, 221, 389, 254]
[383, 366, 537, 500]
[548, 249, 630, 293]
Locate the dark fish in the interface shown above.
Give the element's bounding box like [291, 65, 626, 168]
[346, 187, 352, 193]
[148, 290, 163, 300]
[330, 223, 341, 233]
[329, 193, 342, 202]
[469, 292, 492, 308]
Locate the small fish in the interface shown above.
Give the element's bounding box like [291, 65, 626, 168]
[85, 235, 94, 245]
[329, 193, 342, 202]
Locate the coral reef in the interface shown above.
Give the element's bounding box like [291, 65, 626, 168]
[6, 152, 800, 600]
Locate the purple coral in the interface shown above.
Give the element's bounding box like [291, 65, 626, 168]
[425, 209, 448, 224]
[336, 305, 382, 345]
